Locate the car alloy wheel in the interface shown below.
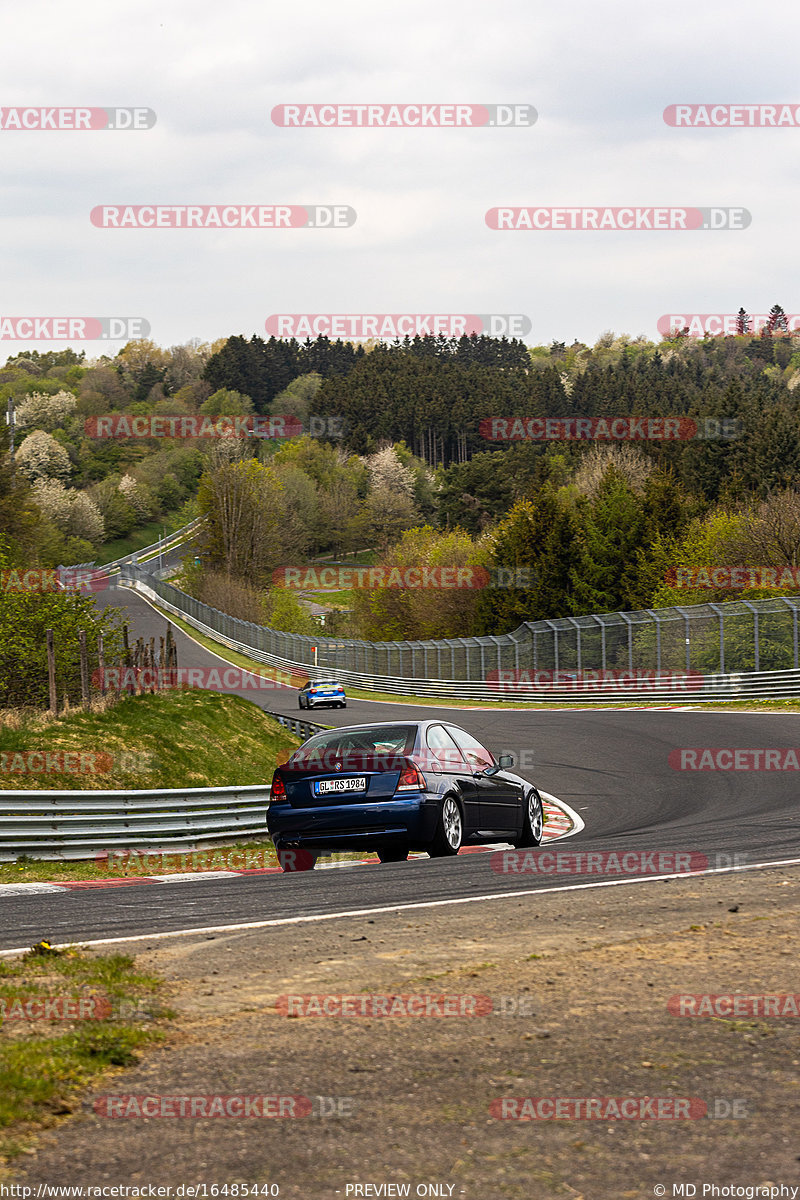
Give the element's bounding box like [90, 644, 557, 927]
[429, 795, 463, 857]
[512, 788, 544, 848]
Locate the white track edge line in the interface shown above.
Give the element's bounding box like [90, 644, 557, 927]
[2, 856, 800, 957]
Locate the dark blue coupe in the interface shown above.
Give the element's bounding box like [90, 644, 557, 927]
[267, 720, 544, 868]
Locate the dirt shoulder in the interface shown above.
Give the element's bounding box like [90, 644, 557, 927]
[11, 866, 800, 1199]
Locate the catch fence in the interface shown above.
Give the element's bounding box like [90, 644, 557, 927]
[120, 566, 800, 702]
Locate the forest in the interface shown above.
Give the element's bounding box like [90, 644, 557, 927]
[2, 319, 799, 642]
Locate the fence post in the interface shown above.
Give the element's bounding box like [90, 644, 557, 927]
[98, 634, 106, 696]
[46, 628, 57, 715]
[78, 629, 90, 708]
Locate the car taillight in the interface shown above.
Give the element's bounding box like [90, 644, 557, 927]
[271, 772, 286, 799]
[395, 763, 425, 793]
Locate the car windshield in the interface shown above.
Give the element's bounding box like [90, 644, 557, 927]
[310, 681, 340, 688]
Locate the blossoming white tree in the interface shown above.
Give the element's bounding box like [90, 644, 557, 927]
[17, 430, 71, 482]
[15, 390, 77, 432]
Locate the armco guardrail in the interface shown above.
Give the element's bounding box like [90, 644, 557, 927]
[269, 712, 326, 740]
[119, 568, 800, 702]
[63, 517, 204, 580]
[0, 784, 270, 862]
[0, 711, 324, 862]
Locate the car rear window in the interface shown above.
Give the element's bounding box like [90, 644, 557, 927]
[288, 725, 417, 773]
[299, 726, 415, 755]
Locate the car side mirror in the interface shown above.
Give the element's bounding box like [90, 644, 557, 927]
[497, 754, 514, 769]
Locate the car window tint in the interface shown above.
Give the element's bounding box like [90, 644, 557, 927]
[426, 725, 466, 771]
[300, 726, 415, 755]
[446, 726, 494, 768]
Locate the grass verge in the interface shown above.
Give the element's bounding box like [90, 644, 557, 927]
[0, 689, 304, 883]
[0, 944, 170, 1168]
[94, 512, 187, 566]
[0, 690, 300, 792]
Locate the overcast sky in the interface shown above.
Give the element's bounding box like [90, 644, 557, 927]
[1, 0, 798, 355]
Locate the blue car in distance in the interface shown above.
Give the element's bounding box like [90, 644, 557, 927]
[298, 679, 347, 709]
[268, 720, 544, 868]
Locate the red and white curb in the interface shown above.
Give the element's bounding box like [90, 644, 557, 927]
[0, 794, 581, 896]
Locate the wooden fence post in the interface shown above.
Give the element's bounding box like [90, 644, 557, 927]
[47, 628, 58, 715]
[78, 629, 90, 708]
[98, 634, 106, 696]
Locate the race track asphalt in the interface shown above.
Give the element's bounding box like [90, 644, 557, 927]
[2, 582, 798, 950]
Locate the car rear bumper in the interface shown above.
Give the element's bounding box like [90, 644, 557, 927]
[267, 793, 440, 850]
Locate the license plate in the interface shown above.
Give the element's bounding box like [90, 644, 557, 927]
[313, 776, 367, 795]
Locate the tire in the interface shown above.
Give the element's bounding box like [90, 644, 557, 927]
[341, 702, 347, 708]
[298, 698, 304, 709]
[377, 848, 409, 863]
[427, 795, 463, 857]
[512, 787, 544, 848]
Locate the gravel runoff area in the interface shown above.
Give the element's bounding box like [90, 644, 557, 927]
[8, 865, 800, 1200]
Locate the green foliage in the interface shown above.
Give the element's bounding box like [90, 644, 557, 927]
[472, 490, 583, 630]
[0, 548, 124, 707]
[200, 388, 253, 417]
[350, 525, 490, 640]
[197, 456, 286, 581]
[262, 586, 318, 635]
